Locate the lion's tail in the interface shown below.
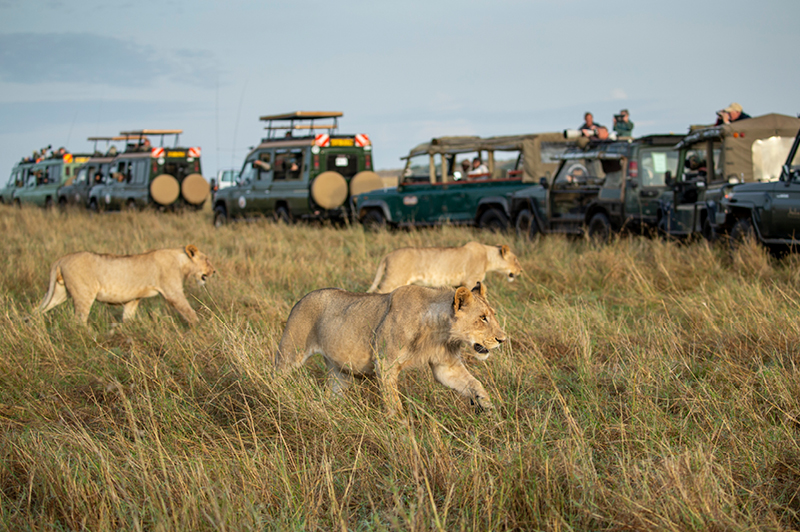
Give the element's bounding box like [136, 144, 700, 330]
[37, 261, 66, 314]
[366, 256, 387, 293]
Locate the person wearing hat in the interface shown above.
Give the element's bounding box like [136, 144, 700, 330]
[715, 102, 751, 125]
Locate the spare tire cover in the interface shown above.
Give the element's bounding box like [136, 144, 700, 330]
[150, 174, 180, 206]
[349, 171, 384, 197]
[311, 171, 348, 210]
[181, 173, 210, 205]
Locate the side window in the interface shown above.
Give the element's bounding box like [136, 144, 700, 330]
[639, 149, 679, 187]
[274, 150, 304, 180]
[256, 151, 272, 180]
[75, 168, 88, 185]
[30, 170, 41, 186]
[48, 165, 61, 184]
[134, 160, 148, 184]
[240, 159, 256, 185]
[555, 160, 590, 186]
[403, 154, 431, 183]
[600, 159, 622, 188]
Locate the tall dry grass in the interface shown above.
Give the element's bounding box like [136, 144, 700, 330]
[0, 205, 798, 531]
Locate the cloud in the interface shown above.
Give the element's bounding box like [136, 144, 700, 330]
[610, 88, 628, 100]
[0, 32, 215, 88]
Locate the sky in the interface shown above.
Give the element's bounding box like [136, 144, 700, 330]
[1, 0, 798, 177]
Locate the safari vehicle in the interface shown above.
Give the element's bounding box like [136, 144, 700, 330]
[57, 136, 128, 208]
[88, 129, 209, 211]
[657, 113, 800, 240]
[713, 127, 800, 251]
[2, 160, 34, 204]
[13, 152, 91, 208]
[511, 134, 684, 240]
[212, 111, 379, 226]
[352, 132, 578, 230]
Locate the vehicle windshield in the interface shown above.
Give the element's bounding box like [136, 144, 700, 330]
[403, 154, 433, 183]
[792, 143, 800, 171]
[640, 148, 679, 187]
[680, 142, 722, 182]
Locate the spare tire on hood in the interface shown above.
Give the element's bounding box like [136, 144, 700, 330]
[311, 171, 348, 210]
[150, 174, 180, 206]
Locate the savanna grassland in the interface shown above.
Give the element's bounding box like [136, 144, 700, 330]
[1, 205, 799, 531]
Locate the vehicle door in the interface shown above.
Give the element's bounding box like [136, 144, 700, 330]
[549, 158, 603, 224]
[628, 146, 678, 223]
[393, 154, 436, 224]
[271, 148, 309, 216]
[129, 159, 150, 207]
[67, 166, 90, 205]
[441, 153, 477, 223]
[104, 159, 130, 209]
[249, 150, 274, 213]
[231, 158, 257, 217]
[16, 168, 40, 203]
[2, 168, 19, 203]
[770, 154, 800, 240]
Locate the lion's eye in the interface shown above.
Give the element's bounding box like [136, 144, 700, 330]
[480, 315, 487, 323]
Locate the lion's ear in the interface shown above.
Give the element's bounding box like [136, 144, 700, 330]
[472, 281, 486, 297]
[499, 244, 510, 258]
[454, 286, 473, 312]
[185, 244, 198, 258]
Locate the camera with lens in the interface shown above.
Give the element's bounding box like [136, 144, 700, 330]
[614, 114, 624, 122]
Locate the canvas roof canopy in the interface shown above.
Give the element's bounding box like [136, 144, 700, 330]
[676, 113, 800, 182]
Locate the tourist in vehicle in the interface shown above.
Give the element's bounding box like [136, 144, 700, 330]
[136, 137, 152, 152]
[468, 157, 489, 178]
[715, 102, 751, 125]
[457, 159, 471, 179]
[579, 113, 603, 137]
[613, 109, 634, 137]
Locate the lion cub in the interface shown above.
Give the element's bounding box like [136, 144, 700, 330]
[37, 244, 215, 325]
[276, 282, 506, 415]
[367, 241, 522, 294]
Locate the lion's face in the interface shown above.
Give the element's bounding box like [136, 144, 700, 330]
[498, 245, 523, 282]
[185, 245, 216, 287]
[451, 283, 506, 361]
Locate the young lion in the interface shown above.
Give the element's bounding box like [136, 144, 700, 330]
[276, 282, 506, 415]
[37, 244, 215, 325]
[367, 241, 522, 294]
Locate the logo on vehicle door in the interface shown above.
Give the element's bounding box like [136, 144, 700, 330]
[238, 196, 246, 209]
[403, 195, 418, 206]
[75, 193, 80, 202]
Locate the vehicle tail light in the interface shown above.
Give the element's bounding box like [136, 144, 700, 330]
[151, 161, 158, 174]
[314, 154, 320, 170]
[628, 160, 638, 179]
[365, 154, 372, 169]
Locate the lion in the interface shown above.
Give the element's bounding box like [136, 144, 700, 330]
[37, 244, 215, 325]
[367, 241, 522, 294]
[276, 282, 506, 415]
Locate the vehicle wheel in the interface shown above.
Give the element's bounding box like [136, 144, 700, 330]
[362, 209, 386, 231]
[44, 197, 53, 210]
[478, 208, 509, 232]
[702, 217, 717, 243]
[14, 199, 21, 208]
[126, 199, 138, 212]
[515, 209, 539, 240]
[587, 212, 612, 243]
[274, 205, 291, 224]
[89, 199, 99, 212]
[58, 197, 68, 211]
[730, 217, 756, 252]
[213, 206, 227, 228]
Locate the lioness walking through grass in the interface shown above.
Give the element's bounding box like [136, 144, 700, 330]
[276, 282, 505, 415]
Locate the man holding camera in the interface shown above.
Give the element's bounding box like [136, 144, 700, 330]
[715, 102, 750, 125]
[613, 109, 634, 137]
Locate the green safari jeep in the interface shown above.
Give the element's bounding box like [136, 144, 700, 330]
[13, 153, 92, 208]
[212, 111, 379, 226]
[658, 113, 800, 240]
[353, 132, 578, 230]
[2, 160, 34, 204]
[510, 134, 684, 240]
[714, 127, 800, 251]
[88, 129, 208, 211]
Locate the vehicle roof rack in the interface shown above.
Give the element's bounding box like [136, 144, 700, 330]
[118, 129, 183, 147]
[259, 111, 342, 140]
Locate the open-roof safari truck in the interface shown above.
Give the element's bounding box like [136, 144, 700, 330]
[12, 152, 92, 208]
[211, 111, 380, 226]
[88, 129, 208, 211]
[352, 132, 579, 230]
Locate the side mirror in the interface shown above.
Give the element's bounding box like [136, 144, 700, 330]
[539, 176, 549, 189]
[664, 170, 673, 186]
[781, 164, 790, 181]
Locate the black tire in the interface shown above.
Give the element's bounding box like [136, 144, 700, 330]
[126, 199, 138, 212]
[362, 209, 386, 231]
[14, 199, 21, 208]
[44, 197, 53, 210]
[515, 209, 539, 240]
[213, 206, 227, 228]
[58, 197, 68, 211]
[587, 212, 612, 243]
[274, 205, 291, 224]
[730, 217, 755, 252]
[89, 199, 99, 212]
[478, 207, 509, 232]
